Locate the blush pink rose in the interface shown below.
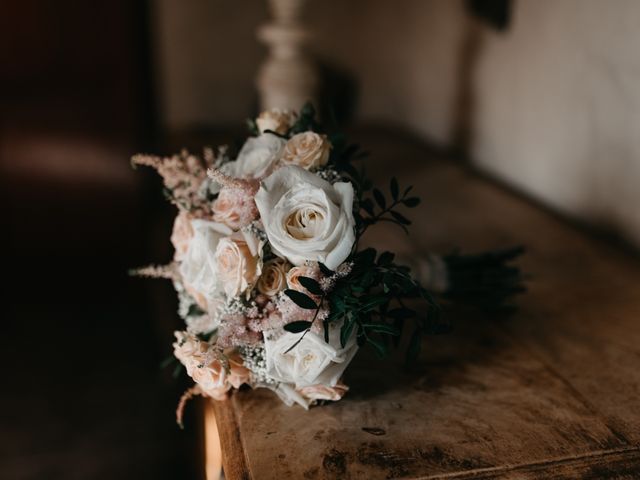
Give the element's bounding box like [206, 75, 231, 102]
[212, 187, 259, 230]
[298, 382, 349, 402]
[173, 332, 251, 400]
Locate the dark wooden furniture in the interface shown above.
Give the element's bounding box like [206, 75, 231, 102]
[209, 129, 640, 479]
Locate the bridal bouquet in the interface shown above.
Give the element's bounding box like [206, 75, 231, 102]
[132, 105, 523, 421]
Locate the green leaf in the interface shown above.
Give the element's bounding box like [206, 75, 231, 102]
[367, 337, 388, 357]
[246, 118, 259, 136]
[340, 316, 356, 348]
[363, 323, 401, 336]
[377, 251, 395, 266]
[284, 320, 312, 333]
[373, 188, 386, 209]
[300, 101, 316, 118]
[390, 210, 412, 225]
[298, 276, 323, 296]
[187, 303, 206, 317]
[318, 263, 334, 277]
[284, 289, 318, 310]
[356, 248, 377, 266]
[402, 197, 421, 207]
[360, 198, 375, 216]
[390, 177, 399, 201]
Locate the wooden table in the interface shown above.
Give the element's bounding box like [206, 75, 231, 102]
[205, 129, 640, 479]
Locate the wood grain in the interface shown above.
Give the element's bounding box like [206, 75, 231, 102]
[209, 128, 640, 479]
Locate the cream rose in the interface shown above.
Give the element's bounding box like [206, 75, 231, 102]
[180, 219, 233, 300]
[255, 108, 296, 135]
[257, 258, 290, 297]
[263, 320, 358, 389]
[255, 166, 355, 270]
[286, 264, 321, 293]
[171, 210, 194, 261]
[227, 134, 286, 180]
[215, 230, 264, 298]
[281, 132, 331, 170]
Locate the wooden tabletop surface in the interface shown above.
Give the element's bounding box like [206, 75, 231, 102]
[209, 128, 640, 479]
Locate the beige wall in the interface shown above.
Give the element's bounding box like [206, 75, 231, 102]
[153, 0, 640, 247]
[472, 0, 640, 246]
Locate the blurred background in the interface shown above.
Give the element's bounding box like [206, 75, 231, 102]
[2, 0, 639, 479]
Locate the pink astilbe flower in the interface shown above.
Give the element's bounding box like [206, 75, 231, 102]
[132, 150, 211, 215]
[246, 296, 285, 333]
[129, 262, 179, 280]
[216, 313, 263, 348]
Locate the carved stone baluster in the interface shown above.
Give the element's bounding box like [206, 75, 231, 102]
[256, 0, 318, 111]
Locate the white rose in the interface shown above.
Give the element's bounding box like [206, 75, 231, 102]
[263, 320, 358, 389]
[256, 108, 296, 135]
[230, 134, 286, 180]
[255, 166, 355, 270]
[215, 230, 264, 298]
[262, 382, 313, 409]
[179, 219, 233, 300]
[281, 132, 331, 170]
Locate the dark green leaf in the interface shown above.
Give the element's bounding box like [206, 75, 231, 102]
[390, 211, 411, 225]
[284, 320, 312, 333]
[187, 303, 206, 317]
[298, 276, 323, 295]
[356, 248, 377, 266]
[367, 337, 388, 357]
[318, 263, 334, 277]
[360, 198, 375, 216]
[246, 118, 259, 136]
[172, 363, 184, 379]
[377, 251, 395, 266]
[363, 323, 401, 336]
[284, 289, 318, 310]
[402, 197, 421, 207]
[373, 188, 386, 209]
[390, 177, 399, 201]
[340, 317, 356, 348]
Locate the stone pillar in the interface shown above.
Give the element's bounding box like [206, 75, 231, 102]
[256, 0, 318, 111]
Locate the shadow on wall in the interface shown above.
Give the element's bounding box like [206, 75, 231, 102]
[451, 0, 512, 159]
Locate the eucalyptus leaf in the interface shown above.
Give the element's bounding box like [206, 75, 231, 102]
[390, 211, 411, 225]
[403, 197, 421, 207]
[284, 320, 312, 333]
[390, 177, 399, 201]
[363, 323, 401, 336]
[298, 276, 323, 296]
[284, 289, 318, 310]
[373, 188, 386, 209]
